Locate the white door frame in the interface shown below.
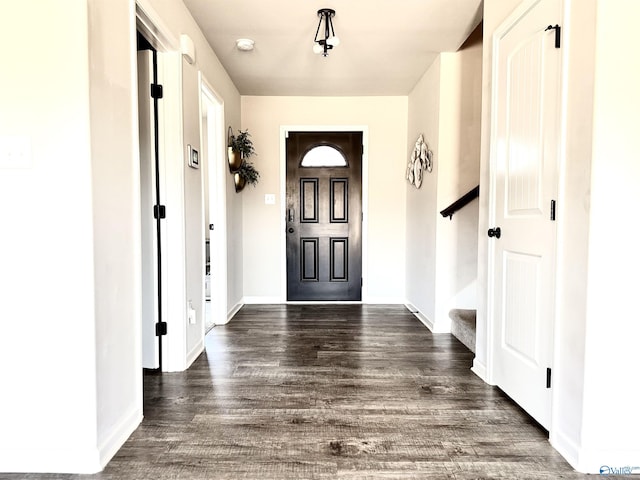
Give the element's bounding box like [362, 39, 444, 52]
[199, 74, 228, 328]
[136, 0, 189, 372]
[279, 125, 369, 303]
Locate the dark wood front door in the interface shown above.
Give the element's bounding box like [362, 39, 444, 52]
[286, 131, 362, 301]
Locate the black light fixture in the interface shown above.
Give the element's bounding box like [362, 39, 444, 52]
[313, 8, 340, 57]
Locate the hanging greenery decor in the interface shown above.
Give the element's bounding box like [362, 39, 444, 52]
[227, 127, 260, 192]
[234, 161, 260, 193]
[227, 128, 256, 173]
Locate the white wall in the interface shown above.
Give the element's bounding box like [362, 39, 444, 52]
[552, 0, 640, 472]
[0, 0, 141, 473]
[240, 96, 408, 303]
[435, 28, 482, 314]
[405, 25, 482, 332]
[89, 0, 143, 467]
[182, 58, 204, 363]
[138, 0, 243, 369]
[0, 0, 244, 472]
[405, 58, 442, 323]
[549, 0, 596, 467]
[580, 0, 640, 466]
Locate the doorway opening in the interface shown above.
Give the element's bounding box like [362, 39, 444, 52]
[200, 77, 227, 330]
[137, 31, 164, 371]
[486, 0, 562, 430]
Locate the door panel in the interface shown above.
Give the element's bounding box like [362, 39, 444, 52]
[330, 179, 348, 222]
[286, 132, 362, 301]
[330, 238, 348, 281]
[502, 251, 541, 366]
[507, 34, 544, 215]
[301, 238, 319, 281]
[491, 0, 561, 429]
[301, 179, 319, 222]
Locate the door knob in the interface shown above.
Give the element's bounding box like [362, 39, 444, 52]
[488, 227, 501, 239]
[288, 227, 294, 233]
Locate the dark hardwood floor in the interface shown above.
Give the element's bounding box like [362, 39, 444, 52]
[5, 305, 595, 479]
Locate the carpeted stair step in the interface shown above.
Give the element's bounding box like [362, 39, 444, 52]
[449, 309, 476, 353]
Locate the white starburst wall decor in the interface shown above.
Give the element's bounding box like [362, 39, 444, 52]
[406, 134, 433, 189]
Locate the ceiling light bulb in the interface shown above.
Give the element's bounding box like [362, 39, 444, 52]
[236, 38, 254, 51]
[313, 43, 324, 55]
[327, 35, 340, 47]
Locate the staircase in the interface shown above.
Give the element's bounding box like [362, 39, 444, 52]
[449, 309, 476, 353]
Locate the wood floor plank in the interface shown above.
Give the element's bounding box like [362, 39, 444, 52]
[0, 305, 595, 479]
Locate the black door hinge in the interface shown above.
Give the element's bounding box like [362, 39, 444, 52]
[545, 24, 561, 48]
[550, 200, 556, 221]
[546, 368, 552, 388]
[155, 321, 167, 336]
[150, 83, 163, 99]
[154, 205, 166, 219]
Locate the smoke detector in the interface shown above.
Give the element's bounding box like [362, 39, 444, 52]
[236, 39, 255, 51]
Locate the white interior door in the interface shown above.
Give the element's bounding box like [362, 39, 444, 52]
[490, 0, 561, 429]
[137, 50, 159, 368]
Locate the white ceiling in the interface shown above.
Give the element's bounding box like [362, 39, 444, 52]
[182, 0, 483, 96]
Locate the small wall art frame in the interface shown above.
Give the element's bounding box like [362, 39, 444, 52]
[187, 144, 199, 169]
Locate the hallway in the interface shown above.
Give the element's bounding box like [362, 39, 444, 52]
[7, 305, 589, 479]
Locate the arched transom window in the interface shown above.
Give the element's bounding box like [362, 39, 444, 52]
[300, 145, 347, 167]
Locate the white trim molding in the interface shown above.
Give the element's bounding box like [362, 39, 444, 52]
[0, 407, 142, 474]
[405, 302, 435, 332]
[551, 429, 640, 474]
[135, 2, 188, 373]
[471, 359, 489, 383]
[242, 296, 283, 304]
[97, 406, 143, 471]
[222, 301, 244, 325]
[135, 0, 179, 52]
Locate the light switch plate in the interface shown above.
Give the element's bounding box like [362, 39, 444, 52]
[0, 135, 32, 169]
[265, 194, 276, 205]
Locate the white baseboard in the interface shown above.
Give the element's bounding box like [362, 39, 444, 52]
[0, 446, 103, 474]
[97, 405, 143, 471]
[0, 407, 142, 474]
[576, 450, 640, 475]
[242, 297, 406, 305]
[221, 300, 243, 324]
[186, 339, 203, 368]
[404, 303, 454, 333]
[471, 359, 489, 382]
[285, 300, 362, 305]
[405, 303, 435, 332]
[364, 297, 405, 304]
[550, 429, 640, 474]
[242, 296, 283, 304]
[550, 428, 581, 472]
